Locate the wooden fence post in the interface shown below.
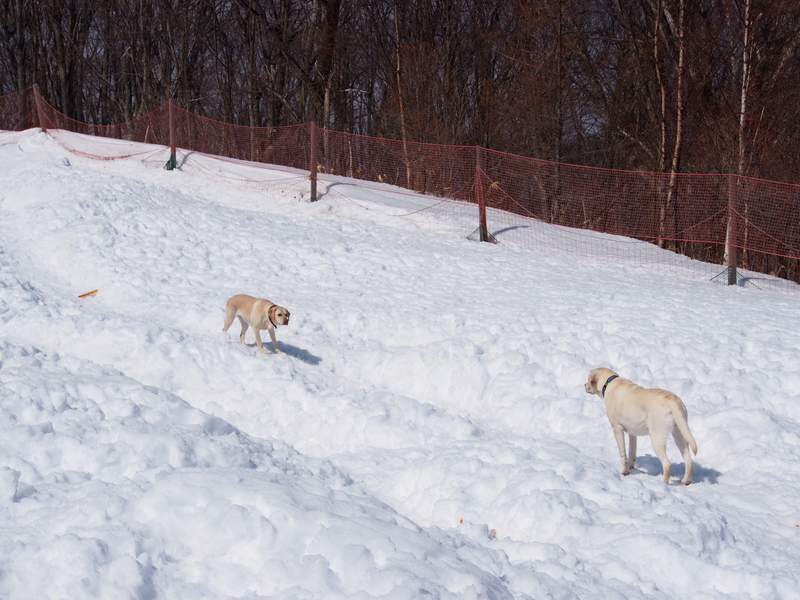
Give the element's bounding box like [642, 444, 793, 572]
[33, 84, 47, 132]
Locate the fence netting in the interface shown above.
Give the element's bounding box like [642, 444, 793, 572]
[3, 86, 799, 291]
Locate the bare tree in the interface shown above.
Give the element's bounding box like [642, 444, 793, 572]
[2, 0, 800, 188]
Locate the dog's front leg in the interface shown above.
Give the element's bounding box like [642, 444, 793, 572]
[627, 435, 637, 471]
[613, 427, 629, 475]
[267, 325, 283, 354]
[236, 316, 249, 345]
[253, 329, 268, 354]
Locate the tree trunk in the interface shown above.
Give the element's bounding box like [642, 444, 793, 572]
[14, 0, 27, 92]
[664, 0, 685, 251]
[725, 0, 752, 270]
[393, 1, 411, 188]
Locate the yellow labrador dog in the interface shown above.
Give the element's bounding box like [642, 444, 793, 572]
[222, 294, 290, 354]
[585, 368, 697, 485]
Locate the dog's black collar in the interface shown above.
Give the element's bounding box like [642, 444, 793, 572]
[268, 304, 278, 328]
[601, 375, 619, 397]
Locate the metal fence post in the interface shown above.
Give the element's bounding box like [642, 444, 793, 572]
[164, 99, 177, 170]
[309, 122, 318, 201]
[724, 174, 739, 285]
[476, 146, 489, 242]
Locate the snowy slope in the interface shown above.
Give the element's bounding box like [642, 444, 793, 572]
[1, 129, 799, 600]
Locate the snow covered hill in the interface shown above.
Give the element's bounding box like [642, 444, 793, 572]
[1, 129, 799, 599]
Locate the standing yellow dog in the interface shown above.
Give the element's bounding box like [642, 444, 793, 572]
[585, 368, 698, 484]
[223, 294, 290, 354]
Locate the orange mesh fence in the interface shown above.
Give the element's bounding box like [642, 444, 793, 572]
[3, 86, 799, 291]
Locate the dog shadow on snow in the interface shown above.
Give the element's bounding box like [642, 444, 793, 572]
[279, 343, 321, 365]
[634, 455, 723, 484]
[240, 342, 321, 365]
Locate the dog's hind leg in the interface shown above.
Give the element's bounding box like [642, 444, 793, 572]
[651, 436, 672, 483]
[673, 430, 694, 485]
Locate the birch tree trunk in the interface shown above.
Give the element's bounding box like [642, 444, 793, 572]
[664, 0, 685, 251]
[724, 0, 752, 271]
[393, 1, 412, 189]
[654, 0, 667, 248]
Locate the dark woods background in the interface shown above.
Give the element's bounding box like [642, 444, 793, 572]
[1, 0, 799, 182]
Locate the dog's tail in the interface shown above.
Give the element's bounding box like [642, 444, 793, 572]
[670, 398, 698, 455]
